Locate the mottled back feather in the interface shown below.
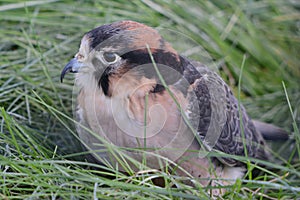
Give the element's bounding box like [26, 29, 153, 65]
[181, 58, 269, 166]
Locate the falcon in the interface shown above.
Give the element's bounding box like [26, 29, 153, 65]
[60, 20, 285, 194]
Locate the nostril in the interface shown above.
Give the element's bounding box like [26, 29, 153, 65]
[76, 53, 84, 60]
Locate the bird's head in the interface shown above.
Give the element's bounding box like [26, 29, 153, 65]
[61, 20, 184, 96]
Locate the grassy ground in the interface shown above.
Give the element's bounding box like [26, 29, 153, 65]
[0, 0, 299, 199]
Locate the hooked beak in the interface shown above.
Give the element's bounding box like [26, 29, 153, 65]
[61, 58, 85, 82]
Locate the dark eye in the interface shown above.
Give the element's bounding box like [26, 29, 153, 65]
[103, 52, 119, 63]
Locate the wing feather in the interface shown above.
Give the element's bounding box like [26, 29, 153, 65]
[179, 57, 268, 166]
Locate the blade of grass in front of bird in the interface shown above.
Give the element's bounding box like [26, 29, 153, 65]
[282, 81, 300, 159]
[146, 44, 211, 155]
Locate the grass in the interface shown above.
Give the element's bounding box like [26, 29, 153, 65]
[0, 0, 299, 199]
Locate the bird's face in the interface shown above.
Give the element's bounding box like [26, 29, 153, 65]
[61, 21, 184, 96]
